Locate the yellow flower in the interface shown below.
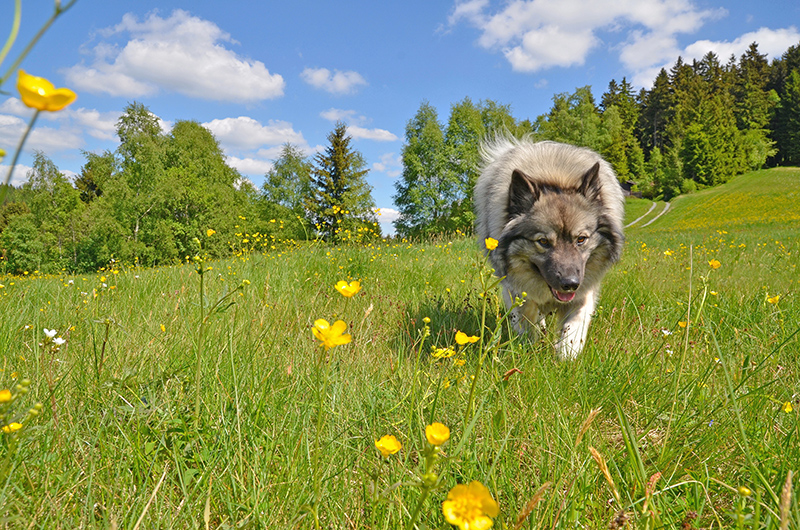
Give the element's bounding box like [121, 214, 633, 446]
[334, 280, 361, 298]
[426, 422, 450, 446]
[207, 229, 216, 237]
[16, 70, 77, 112]
[455, 331, 479, 346]
[2, 422, 22, 434]
[375, 434, 402, 457]
[767, 294, 780, 305]
[442, 481, 500, 530]
[678, 321, 687, 328]
[783, 401, 793, 413]
[708, 259, 721, 269]
[432, 347, 457, 359]
[738, 486, 752, 497]
[0, 389, 11, 403]
[484, 238, 498, 251]
[312, 319, 352, 350]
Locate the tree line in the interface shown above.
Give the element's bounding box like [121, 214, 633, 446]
[0, 104, 377, 274]
[393, 42, 800, 237]
[2, 41, 799, 271]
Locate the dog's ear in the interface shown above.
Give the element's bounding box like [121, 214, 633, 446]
[577, 162, 601, 200]
[508, 169, 539, 219]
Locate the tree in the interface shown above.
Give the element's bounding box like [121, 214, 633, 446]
[20, 152, 83, 269]
[307, 122, 378, 241]
[535, 86, 605, 151]
[444, 98, 485, 231]
[262, 143, 313, 213]
[773, 69, 800, 165]
[393, 102, 454, 237]
[106, 101, 168, 261]
[75, 150, 114, 203]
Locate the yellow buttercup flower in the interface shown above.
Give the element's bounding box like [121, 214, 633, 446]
[432, 347, 457, 359]
[207, 229, 216, 237]
[17, 70, 77, 112]
[484, 238, 498, 251]
[442, 481, 500, 530]
[2, 422, 22, 434]
[783, 401, 793, 413]
[455, 331, 479, 346]
[426, 422, 450, 446]
[312, 319, 352, 350]
[0, 389, 11, 403]
[767, 294, 780, 305]
[375, 434, 402, 457]
[335, 280, 361, 298]
[708, 259, 721, 269]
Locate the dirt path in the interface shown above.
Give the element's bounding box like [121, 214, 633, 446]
[641, 202, 671, 227]
[625, 202, 656, 228]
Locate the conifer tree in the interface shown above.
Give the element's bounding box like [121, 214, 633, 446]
[307, 122, 377, 241]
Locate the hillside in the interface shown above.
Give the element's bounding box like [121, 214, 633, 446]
[626, 167, 800, 232]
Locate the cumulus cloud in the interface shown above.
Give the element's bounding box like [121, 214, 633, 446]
[225, 155, 274, 176]
[301, 67, 368, 95]
[0, 163, 32, 187]
[319, 108, 398, 142]
[0, 111, 83, 154]
[376, 207, 400, 223]
[372, 152, 403, 177]
[683, 26, 800, 64]
[63, 9, 285, 102]
[203, 116, 306, 151]
[449, 0, 725, 76]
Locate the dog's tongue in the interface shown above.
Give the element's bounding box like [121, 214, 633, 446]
[552, 289, 576, 302]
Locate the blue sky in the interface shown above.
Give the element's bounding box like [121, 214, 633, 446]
[2, 0, 799, 234]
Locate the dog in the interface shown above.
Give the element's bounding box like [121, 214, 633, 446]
[474, 137, 625, 359]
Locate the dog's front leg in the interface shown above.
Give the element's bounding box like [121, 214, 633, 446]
[555, 289, 596, 360]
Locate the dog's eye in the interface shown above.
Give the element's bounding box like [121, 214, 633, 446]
[576, 236, 588, 246]
[537, 238, 551, 248]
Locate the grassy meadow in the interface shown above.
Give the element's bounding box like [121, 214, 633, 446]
[0, 168, 798, 529]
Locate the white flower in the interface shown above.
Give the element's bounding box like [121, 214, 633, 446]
[53, 337, 66, 346]
[67, 279, 74, 285]
[43, 328, 57, 338]
[661, 329, 673, 336]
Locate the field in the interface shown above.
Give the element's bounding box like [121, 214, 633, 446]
[0, 168, 798, 529]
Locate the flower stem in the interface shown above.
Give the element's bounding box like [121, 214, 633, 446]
[1, 110, 38, 205]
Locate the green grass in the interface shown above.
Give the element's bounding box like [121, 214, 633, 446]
[0, 168, 798, 529]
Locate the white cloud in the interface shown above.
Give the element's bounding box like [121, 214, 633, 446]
[63, 9, 285, 102]
[0, 163, 32, 187]
[347, 125, 398, 142]
[67, 108, 121, 141]
[0, 111, 83, 154]
[319, 108, 399, 142]
[683, 26, 800, 64]
[203, 116, 306, 151]
[372, 152, 403, 177]
[301, 67, 367, 95]
[449, 0, 726, 77]
[225, 155, 274, 176]
[630, 25, 800, 87]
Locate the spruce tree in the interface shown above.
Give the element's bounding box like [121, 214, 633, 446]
[307, 122, 377, 241]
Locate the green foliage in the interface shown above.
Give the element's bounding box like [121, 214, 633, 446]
[394, 101, 456, 238]
[262, 143, 313, 213]
[306, 122, 378, 242]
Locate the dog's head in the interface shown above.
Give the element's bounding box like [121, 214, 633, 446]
[492, 163, 624, 303]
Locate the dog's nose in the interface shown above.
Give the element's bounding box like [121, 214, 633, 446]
[560, 278, 580, 292]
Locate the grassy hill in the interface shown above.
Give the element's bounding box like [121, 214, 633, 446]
[0, 168, 797, 528]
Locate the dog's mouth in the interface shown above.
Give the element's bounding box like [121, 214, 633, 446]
[550, 288, 576, 303]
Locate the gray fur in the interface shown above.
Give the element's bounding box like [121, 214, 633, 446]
[474, 137, 625, 359]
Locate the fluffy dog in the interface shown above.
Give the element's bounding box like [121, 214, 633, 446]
[474, 137, 625, 359]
